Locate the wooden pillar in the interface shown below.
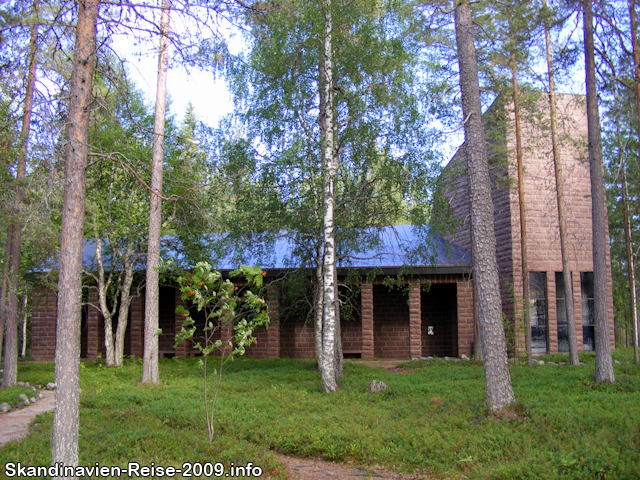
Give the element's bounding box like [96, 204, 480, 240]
[457, 279, 474, 357]
[86, 291, 101, 360]
[409, 284, 422, 359]
[361, 283, 374, 358]
[547, 271, 558, 354]
[266, 283, 280, 358]
[573, 273, 584, 350]
[129, 294, 144, 359]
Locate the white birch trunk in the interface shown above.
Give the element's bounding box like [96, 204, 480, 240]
[115, 240, 136, 367]
[320, 0, 338, 393]
[142, 0, 171, 384]
[314, 244, 324, 369]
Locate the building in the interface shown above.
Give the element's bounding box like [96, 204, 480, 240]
[30, 94, 615, 360]
[31, 226, 475, 360]
[443, 94, 615, 355]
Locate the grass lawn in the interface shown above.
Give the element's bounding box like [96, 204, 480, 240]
[1, 349, 639, 479]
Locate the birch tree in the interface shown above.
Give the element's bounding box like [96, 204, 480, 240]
[454, 0, 516, 412]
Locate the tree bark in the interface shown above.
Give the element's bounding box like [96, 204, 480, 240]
[543, 0, 579, 366]
[583, 0, 615, 383]
[630, 0, 640, 195]
[142, 0, 171, 384]
[21, 295, 27, 358]
[115, 240, 136, 367]
[52, 0, 99, 476]
[2, 0, 38, 388]
[509, 49, 532, 365]
[454, 0, 516, 411]
[93, 237, 117, 366]
[0, 227, 13, 365]
[622, 156, 639, 363]
[320, 0, 338, 393]
[314, 244, 324, 369]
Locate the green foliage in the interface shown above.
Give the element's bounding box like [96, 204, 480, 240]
[3, 353, 640, 479]
[174, 262, 269, 441]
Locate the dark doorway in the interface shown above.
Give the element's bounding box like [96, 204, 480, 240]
[421, 284, 457, 357]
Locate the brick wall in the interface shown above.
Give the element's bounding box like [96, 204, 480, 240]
[373, 286, 410, 358]
[31, 289, 57, 359]
[443, 94, 616, 353]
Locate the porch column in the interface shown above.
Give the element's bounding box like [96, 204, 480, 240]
[361, 283, 374, 358]
[456, 279, 474, 357]
[573, 273, 584, 350]
[129, 294, 144, 359]
[87, 291, 101, 360]
[547, 271, 558, 354]
[409, 284, 422, 359]
[266, 283, 280, 358]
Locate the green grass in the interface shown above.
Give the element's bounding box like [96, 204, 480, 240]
[0, 385, 38, 407]
[1, 350, 639, 479]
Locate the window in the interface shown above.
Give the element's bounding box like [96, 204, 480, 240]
[529, 272, 548, 354]
[581, 272, 595, 351]
[556, 272, 569, 353]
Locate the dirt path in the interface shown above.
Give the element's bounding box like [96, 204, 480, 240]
[277, 455, 432, 480]
[0, 390, 55, 447]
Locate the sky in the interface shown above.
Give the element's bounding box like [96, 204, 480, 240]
[111, 25, 242, 128]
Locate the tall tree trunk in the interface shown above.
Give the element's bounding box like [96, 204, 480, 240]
[320, 0, 338, 393]
[2, 0, 38, 388]
[21, 295, 27, 358]
[583, 0, 615, 383]
[630, 0, 640, 194]
[0, 227, 13, 364]
[333, 261, 342, 379]
[52, 0, 99, 475]
[142, 0, 171, 384]
[622, 156, 639, 363]
[509, 49, 532, 365]
[314, 244, 324, 369]
[454, 0, 515, 411]
[115, 241, 136, 367]
[543, 0, 579, 366]
[93, 237, 116, 366]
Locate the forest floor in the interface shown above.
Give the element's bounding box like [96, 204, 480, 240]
[0, 390, 55, 447]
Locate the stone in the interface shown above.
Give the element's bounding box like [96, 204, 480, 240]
[16, 381, 24, 386]
[614, 360, 620, 365]
[18, 394, 30, 405]
[46, 383, 56, 390]
[444, 356, 450, 361]
[29, 385, 37, 392]
[15, 402, 24, 409]
[420, 357, 427, 361]
[426, 356, 433, 360]
[1, 402, 11, 413]
[461, 356, 470, 362]
[537, 360, 545, 365]
[369, 380, 387, 393]
[36, 392, 43, 400]
[29, 397, 36, 404]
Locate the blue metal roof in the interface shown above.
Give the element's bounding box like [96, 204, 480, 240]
[78, 225, 470, 273]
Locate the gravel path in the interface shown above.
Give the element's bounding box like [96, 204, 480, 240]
[0, 390, 55, 447]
